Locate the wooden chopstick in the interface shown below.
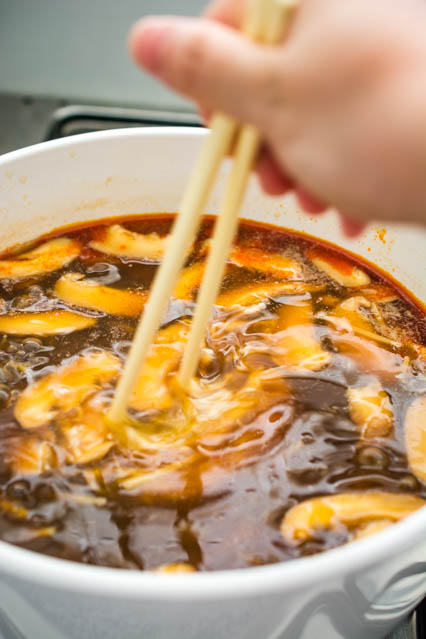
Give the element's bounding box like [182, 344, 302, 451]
[108, 0, 273, 424]
[179, 0, 298, 388]
[178, 125, 260, 387]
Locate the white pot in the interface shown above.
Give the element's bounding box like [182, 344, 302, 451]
[0, 128, 424, 639]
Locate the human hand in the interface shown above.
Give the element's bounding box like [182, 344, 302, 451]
[129, 0, 426, 231]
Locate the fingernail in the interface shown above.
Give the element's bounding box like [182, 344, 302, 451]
[129, 17, 177, 74]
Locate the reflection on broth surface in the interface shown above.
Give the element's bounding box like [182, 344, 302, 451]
[0, 215, 424, 572]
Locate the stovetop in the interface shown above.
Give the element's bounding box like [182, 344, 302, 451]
[0, 93, 200, 156]
[0, 91, 424, 639]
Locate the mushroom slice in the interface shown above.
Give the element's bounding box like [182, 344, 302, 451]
[347, 382, 393, 438]
[324, 297, 400, 348]
[0, 238, 81, 280]
[216, 281, 321, 308]
[129, 322, 190, 412]
[61, 410, 114, 464]
[280, 492, 425, 545]
[54, 272, 147, 317]
[14, 351, 121, 430]
[154, 563, 196, 574]
[361, 284, 398, 304]
[0, 310, 96, 335]
[6, 435, 57, 475]
[89, 224, 167, 260]
[307, 248, 370, 287]
[229, 246, 301, 279]
[404, 396, 426, 484]
[274, 302, 331, 371]
[172, 261, 206, 300]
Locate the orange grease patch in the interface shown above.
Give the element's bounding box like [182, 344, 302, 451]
[375, 228, 387, 244]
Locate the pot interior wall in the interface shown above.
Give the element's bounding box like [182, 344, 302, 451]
[0, 128, 424, 303]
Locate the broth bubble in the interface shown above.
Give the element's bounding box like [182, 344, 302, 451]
[86, 263, 121, 285]
[23, 338, 42, 353]
[0, 384, 10, 408]
[7, 479, 31, 501]
[357, 446, 388, 470]
[6, 342, 19, 354]
[399, 475, 419, 491]
[34, 483, 56, 503]
[30, 513, 47, 527]
[113, 340, 132, 359]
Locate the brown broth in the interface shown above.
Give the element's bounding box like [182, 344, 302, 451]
[0, 214, 424, 571]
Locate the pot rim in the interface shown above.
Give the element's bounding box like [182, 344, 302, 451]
[0, 126, 207, 168]
[0, 127, 424, 601]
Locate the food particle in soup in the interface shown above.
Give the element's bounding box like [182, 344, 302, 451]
[0, 214, 424, 572]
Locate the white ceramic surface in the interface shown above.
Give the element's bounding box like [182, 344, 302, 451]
[0, 128, 424, 639]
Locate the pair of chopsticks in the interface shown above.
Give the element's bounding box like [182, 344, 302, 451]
[108, 0, 297, 424]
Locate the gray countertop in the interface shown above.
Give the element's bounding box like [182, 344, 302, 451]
[0, 0, 205, 110]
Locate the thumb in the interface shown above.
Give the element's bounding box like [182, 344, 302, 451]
[129, 16, 281, 129]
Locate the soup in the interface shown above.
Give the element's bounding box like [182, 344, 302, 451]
[0, 215, 424, 572]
